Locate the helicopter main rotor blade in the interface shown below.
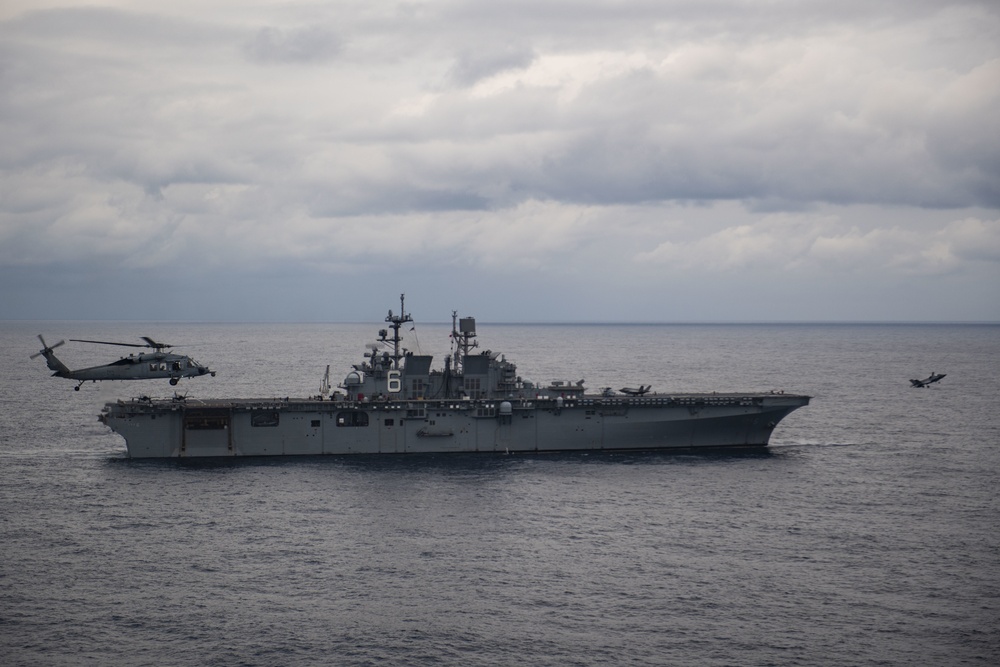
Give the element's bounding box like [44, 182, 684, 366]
[70, 338, 151, 348]
[141, 337, 171, 349]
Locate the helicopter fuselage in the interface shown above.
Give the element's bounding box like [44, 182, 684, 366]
[53, 351, 212, 383]
[33, 335, 214, 389]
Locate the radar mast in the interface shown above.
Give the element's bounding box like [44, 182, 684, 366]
[380, 293, 412, 370]
[451, 310, 479, 374]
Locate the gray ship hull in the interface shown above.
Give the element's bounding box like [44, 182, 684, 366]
[100, 393, 809, 459]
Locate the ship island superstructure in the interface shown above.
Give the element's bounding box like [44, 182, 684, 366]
[99, 295, 810, 458]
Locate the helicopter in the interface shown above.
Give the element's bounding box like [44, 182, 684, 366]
[31, 335, 215, 390]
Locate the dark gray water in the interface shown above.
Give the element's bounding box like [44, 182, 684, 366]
[2, 321, 998, 665]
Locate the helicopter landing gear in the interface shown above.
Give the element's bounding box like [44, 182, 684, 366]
[169, 378, 179, 386]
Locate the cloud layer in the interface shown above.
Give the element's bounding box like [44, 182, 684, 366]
[1, 0, 998, 321]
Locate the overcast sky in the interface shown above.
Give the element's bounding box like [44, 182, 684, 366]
[1, 0, 998, 322]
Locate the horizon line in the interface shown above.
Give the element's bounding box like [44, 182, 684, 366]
[4, 318, 999, 326]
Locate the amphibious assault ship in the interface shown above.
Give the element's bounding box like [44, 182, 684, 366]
[99, 296, 809, 458]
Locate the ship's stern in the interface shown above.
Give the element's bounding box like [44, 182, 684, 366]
[100, 401, 184, 458]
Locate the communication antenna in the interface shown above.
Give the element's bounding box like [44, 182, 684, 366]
[380, 293, 413, 369]
[450, 310, 478, 374]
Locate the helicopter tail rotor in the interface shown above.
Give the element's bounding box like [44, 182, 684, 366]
[31, 335, 71, 375]
[30, 335, 65, 359]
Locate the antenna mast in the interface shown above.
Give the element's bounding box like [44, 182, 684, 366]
[381, 293, 412, 369]
[451, 309, 478, 374]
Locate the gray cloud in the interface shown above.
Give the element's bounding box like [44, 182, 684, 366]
[0, 0, 997, 321]
[244, 26, 343, 64]
[449, 44, 537, 86]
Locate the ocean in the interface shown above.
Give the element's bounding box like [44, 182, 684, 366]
[1, 320, 998, 666]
